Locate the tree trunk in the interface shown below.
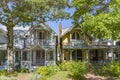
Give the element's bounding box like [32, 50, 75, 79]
[7, 27, 14, 73]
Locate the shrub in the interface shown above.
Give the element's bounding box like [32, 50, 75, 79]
[36, 66, 49, 76]
[0, 70, 8, 76]
[67, 61, 87, 80]
[48, 65, 60, 76]
[59, 60, 75, 71]
[96, 61, 120, 78]
[18, 68, 29, 73]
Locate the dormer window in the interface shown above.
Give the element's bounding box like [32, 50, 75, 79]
[72, 32, 80, 40]
[39, 31, 44, 40]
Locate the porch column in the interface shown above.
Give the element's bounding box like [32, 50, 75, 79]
[54, 49, 56, 64]
[86, 49, 89, 62]
[70, 33, 72, 41]
[111, 49, 114, 61]
[70, 50, 72, 60]
[36, 30, 37, 39]
[21, 50, 23, 67]
[45, 50, 47, 65]
[30, 51, 32, 67]
[62, 49, 64, 61]
[14, 51, 16, 64]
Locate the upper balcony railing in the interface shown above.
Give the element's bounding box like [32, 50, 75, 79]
[91, 41, 110, 46]
[25, 38, 55, 48]
[63, 39, 87, 48]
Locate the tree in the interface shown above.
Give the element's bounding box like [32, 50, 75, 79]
[0, 0, 70, 73]
[72, 0, 120, 40]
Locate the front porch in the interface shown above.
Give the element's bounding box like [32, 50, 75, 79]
[16, 45, 56, 69]
[62, 47, 120, 66]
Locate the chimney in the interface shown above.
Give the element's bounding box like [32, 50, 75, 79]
[59, 23, 62, 37]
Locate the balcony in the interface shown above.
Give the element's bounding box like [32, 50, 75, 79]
[63, 39, 87, 49]
[25, 39, 55, 48]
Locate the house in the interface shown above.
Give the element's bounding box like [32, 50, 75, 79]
[0, 28, 7, 70]
[59, 24, 120, 66]
[0, 23, 120, 70]
[0, 23, 57, 70]
[18, 23, 57, 69]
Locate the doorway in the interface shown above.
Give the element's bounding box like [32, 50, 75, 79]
[72, 50, 83, 61]
[36, 50, 45, 66]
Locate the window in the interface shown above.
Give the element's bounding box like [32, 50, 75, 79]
[72, 32, 80, 40]
[47, 51, 53, 61]
[39, 32, 44, 40]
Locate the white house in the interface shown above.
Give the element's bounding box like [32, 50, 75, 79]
[0, 23, 57, 70]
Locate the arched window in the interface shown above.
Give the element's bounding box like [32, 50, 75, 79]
[72, 32, 80, 40]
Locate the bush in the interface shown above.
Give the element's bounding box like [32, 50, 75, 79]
[36, 65, 60, 80]
[67, 61, 87, 80]
[96, 61, 120, 78]
[48, 65, 60, 76]
[0, 70, 8, 76]
[18, 68, 29, 73]
[36, 66, 49, 76]
[59, 60, 75, 71]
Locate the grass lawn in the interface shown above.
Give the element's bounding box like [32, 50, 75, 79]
[0, 73, 33, 80]
[46, 71, 72, 80]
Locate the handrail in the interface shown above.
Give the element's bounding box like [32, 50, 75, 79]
[25, 39, 55, 46]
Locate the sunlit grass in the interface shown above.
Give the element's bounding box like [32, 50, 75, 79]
[46, 71, 71, 80]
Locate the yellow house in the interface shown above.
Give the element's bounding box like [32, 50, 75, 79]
[59, 25, 120, 65]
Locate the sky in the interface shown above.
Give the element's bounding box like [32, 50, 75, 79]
[46, 19, 73, 34]
[46, 8, 75, 34]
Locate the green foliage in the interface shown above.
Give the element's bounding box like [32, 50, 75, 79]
[95, 61, 120, 78]
[60, 61, 87, 80]
[36, 66, 49, 76]
[36, 65, 60, 80]
[81, 13, 120, 39]
[48, 65, 60, 76]
[73, 0, 120, 40]
[59, 61, 69, 71]
[18, 68, 29, 73]
[0, 70, 8, 76]
[36, 65, 60, 76]
[68, 61, 87, 80]
[59, 60, 76, 71]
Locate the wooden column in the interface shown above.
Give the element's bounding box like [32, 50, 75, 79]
[62, 49, 64, 61]
[70, 50, 72, 60]
[45, 50, 47, 66]
[86, 49, 89, 62]
[21, 50, 23, 67]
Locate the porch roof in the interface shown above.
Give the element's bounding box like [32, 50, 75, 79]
[63, 45, 120, 50]
[23, 44, 55, 51]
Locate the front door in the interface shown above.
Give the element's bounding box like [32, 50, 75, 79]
[72, 50, 82, 61]
[90, 49, 104, 65]
[36, 50, 45, 66]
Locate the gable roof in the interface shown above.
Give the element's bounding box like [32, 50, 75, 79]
[60, 26, 92, 44]
[24, 22, 56, 36]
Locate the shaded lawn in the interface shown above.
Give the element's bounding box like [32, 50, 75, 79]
[0, 73, 33, 80]
[46, 71, 72, 80]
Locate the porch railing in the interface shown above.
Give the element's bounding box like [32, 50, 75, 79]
[63, 39, 87, 48]
[45, 61, 54, 66]
[21, 61, 32, 69]
[91, 41, 113, 46]
[25, 39, 55, 47]
[90, 60, 111, 66]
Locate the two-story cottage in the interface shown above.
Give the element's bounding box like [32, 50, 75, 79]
[59, 24, 120, 66]
[19, 23, 57, 69]
[0, 28, 7, 69]
[0, 23, 57, 70]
